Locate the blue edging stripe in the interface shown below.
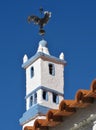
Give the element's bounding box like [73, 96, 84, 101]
[19, 104, 50, 124]
[25, 86, 64, 99]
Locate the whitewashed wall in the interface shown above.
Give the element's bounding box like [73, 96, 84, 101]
[26, 58, 64, 110]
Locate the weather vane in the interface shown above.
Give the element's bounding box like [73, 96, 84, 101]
[27, 7, 51, 37]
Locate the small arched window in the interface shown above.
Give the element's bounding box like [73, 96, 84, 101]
[30, 96, 33, 107]
[42, 90, 48, 101]
[52, 93, 59, 104]
[49, 64, 55, 76]
[30, 67, 34, 78]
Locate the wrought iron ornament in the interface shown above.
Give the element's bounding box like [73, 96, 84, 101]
[28, 8, 51, 36]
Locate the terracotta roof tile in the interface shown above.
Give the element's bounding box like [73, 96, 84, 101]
[24, 126, 33, 130]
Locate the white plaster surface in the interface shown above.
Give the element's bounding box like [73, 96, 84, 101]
[26, 58, 64, 95]
[26, 59, 42, 95]
[40, 59, 64, 93]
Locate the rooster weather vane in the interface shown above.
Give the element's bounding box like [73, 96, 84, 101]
[28, 7, 51, 36]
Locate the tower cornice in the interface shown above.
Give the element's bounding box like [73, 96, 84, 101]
[22, 52, 67, 69]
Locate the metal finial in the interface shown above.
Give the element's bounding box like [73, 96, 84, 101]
[27, 8, 51, 37]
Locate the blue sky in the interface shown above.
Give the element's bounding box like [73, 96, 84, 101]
[0, 0, 96, 130]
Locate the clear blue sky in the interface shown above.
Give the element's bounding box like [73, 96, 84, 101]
[0, 0, 96, 130]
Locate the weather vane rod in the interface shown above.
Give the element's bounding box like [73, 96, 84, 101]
[27, 7, 51, 37]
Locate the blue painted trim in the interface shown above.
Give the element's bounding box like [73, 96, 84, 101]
[22, 52, 67, 69]
[19, 104, 51, 125]
[25, 86, 64, 99]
